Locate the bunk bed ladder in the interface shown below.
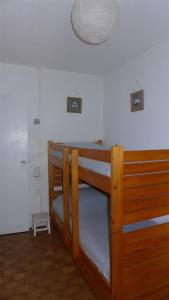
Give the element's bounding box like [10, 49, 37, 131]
[48, 141, 55, 208]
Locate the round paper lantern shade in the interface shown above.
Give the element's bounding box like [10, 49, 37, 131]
[71, 0, 119, 44]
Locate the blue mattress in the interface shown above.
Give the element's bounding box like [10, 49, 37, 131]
[52, 187, 110, 278]
[52, 188, 168, 280]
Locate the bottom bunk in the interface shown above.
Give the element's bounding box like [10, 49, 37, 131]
[52, 187, 110, 278]
[51, 186, 169, 300]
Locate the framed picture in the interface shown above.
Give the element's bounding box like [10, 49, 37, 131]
[67, 97, 82, 113]
[130, 90, 144, 112]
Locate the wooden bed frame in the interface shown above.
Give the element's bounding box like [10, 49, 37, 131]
[48, 141, 71, 247]
[48, 140, 103, 248]
[71, 145, 169, 300]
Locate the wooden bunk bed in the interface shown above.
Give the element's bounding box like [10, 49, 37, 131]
[48, 140, 103, 248]
[70, 145, 169, 300]
[48, 141, 71, 246]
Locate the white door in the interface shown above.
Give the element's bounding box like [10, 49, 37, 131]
[0, 67, 29, 234]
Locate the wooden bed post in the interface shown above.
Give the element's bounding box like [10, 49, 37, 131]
[63, 148, 70, 245]
[48, 141, 55, 211]
[110, 145, 124, 300]
[71, 149, 80, 258]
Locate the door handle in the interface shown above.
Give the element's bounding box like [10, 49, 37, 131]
[20, 160, 29, 165]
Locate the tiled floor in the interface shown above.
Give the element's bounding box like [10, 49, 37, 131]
[0, 230, 96, 300]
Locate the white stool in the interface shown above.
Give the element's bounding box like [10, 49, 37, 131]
[32, 212, 51, 237]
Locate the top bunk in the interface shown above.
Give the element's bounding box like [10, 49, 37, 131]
[70, 145, 169, 226]
[70, 145, 169, 190]
[48, 141, 169, 225]
[48, 140, 105, 169]
[48, 140, 106, 195]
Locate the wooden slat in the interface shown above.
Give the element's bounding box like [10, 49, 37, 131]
[54, 169, 62, 176]
[122, 229, 169, 296]
[123, 223, 169, 245]
[123, 255, 169, 299]
[54, 179, 62, 184]
[78, 148, 111, 162]
[124, 149, 169, 162]
[79, 167, 110, 194]
[77, 247, 111, 300]
[52, 166, 63, 188]
[124, 172, 169, 188]
[50, 210, 72, 250]
[50, 139, 103, 152]
[124, 262, 169, 290]
[49, 156, 63, 168]
[54, 172, 62, 178]
[123, 234, 169, 255]
[124, 194, 169, 212]
[123, 247, 169, 269]
[51, 209, 63, 230]
[124, 161, 169, 175]
[122, 235, 169, 266]
[124, 270, 169, 300]
[137, 285, 169, 300]
[54, 174, 62, 180]
[53, 168, 62, 175]
[55, 172, 62, 177]
[124, 182, 169, 201]
[48, 144, 55, 206]
[124, 206, 169, 224]
[50, 143, 66, 152]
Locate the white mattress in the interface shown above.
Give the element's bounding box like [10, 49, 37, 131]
[53, 142, 111, 176]
[52, 188, 168, 281]
[78, 157, 110, 176]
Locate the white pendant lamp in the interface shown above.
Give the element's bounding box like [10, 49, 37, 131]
[71, 0, 119, 45]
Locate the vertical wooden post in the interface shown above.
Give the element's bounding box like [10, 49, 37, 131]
[71, 149, 79, 258]
[63, 148, 70, 245]
[48, 141, 55, 211]
[110, 145, 124, 300]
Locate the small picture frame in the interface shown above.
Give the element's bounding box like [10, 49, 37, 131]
[67, 97, 82, 113]
[130, 90, 144, 112]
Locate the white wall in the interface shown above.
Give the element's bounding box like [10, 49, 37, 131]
[2, 38, 169, 226]
[39, 69, 104, 211]
[103, 39, 169, 150]
[0, 63, 103, 222]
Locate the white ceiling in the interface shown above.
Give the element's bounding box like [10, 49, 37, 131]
[0, 0, 169, 75]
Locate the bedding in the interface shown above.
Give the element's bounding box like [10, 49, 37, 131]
[52, 142, 111, 176]
[63, 142, 110, 150]
[52, 187, 168, 280]
[52, 187, 110, 278]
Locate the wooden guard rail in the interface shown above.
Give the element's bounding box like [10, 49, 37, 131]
[123, 149, 169, 225]
[121, 148, 169, 299]
[71, 145, 169, 300]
